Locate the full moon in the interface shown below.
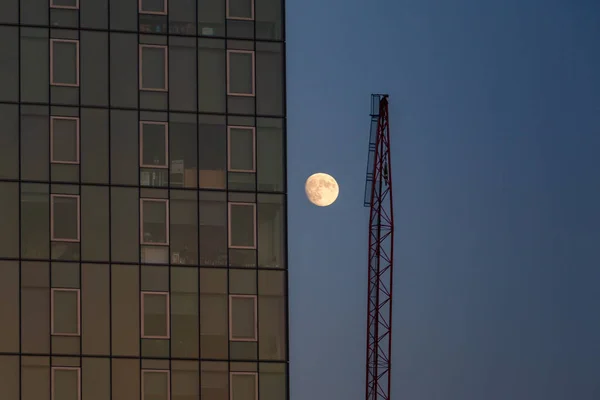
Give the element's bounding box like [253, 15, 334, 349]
[305, 173, 339, 207]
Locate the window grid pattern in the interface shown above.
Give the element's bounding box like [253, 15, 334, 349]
[139, 0, 168, 15]
[226, 50, 256, 97]
[50, 288, 81, 336]
[50, 194, 81, 242]
[51, 366, 82, 400]
[226, 0, 256, 21]
[140, 121, 169, 169]
[139, 44, 169, 92]
[0, 0, 288, 400]
[141, 291, 171, 339]
[229, 295, 258, 342]
[227, 126, 256, 173]
[50, 116, 80, 165]
[50, 39, 80, 87]
[50, 0, 80, 9]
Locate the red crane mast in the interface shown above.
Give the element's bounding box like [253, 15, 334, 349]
[363, 94, 395, 400]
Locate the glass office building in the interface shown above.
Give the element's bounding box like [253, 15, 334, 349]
[0, 0, 287, 399]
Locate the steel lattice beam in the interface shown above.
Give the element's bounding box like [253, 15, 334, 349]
[364, 95, 394, 400]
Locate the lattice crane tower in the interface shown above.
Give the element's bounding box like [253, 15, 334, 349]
[363, 94, 395, 400]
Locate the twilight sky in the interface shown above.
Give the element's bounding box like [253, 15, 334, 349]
[286, 0, 600, 399]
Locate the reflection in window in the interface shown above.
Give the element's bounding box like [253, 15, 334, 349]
[258, 271, 286, 360]
[197, 42, 226, 112]
[171, 268, 199, 358]
[142, 370, 170, 400]
[140, 0, 167, 15]
[170, 197, 198, 265]
[228, 203, 256, 249]
[141, 291, 170, 339]
[51, 0, 79, 8]
[230, 372, 257, 400]
[141, 122, 168, 168]
[21, 185, 49, 259]
[51, 194, 80, 242]
[229, 295, 257, 341]
[227, 50, 254, 96]
[170, 121, 198, 189]
[199, 194, 227, 266]
[258, 194, 285, 268]
[228, 126, 255, 172]
[255, 0, 283, 40]
[140, 45, 168, 91]
[201, 364, 228, 400]
[227, 0, 254, 20]
[51, 39, 79, 87]
[51, 288, 80, 336]
[20, 109, 49, 181]
[141, 199, 169, 245]
[51, 117, 79, 164]
[257, 123, 284, 192]
[200, 294, 228, 358]
[141, 122, 169, 187]
[198, 122, 226, 189]
[259, 295, 286, 360]
[171, 367, 199, 400]
[256, 45, 284, 115]
[52, 367, 81, 400]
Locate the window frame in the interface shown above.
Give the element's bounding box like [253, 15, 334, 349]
[141, 291, 171, 339]
[139, 0, 168, 15]
[51, 288, 81, 336]
[226, 50, 255, 97]
[228, 294, 258, 342]
[226, 0, 255, 20]
[139, 45, 169, 92]
[142, 369, 171, 400]
[50, 0, 79, 10]
[140, 198, 170, 246]
[50, 39, 80, 87]
[140, 121, 169, 169]
[229, 372, 258, 400]
[51, 367, 81, 400]
[227, 202, 256, 249]
[227, 126, 256, 173]
[50, 116, 80, 165]
[50, 194, 81, 242]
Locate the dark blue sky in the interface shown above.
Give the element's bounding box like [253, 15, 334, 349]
[286, 0, 600, 399]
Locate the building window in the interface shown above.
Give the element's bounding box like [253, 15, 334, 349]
[51, 194, 80, 242]
[142, 370, 170, 400]
[230, 372, 258, 400]
[141, 291, 170, 339]
[228, 203, 256, 249]
[139, 0, 168, 15]
[141, 199, 169, 245]
[51, 117, 79, 164]
[229, 295, 257, 341]
[140, 122, 169, 168]
[50, 39, 79, 87]
[228, 126, 255, 172]
[50, 0, 79, 9]
[52, 367, 81, 400]
[140, 45, 168, 91]
[227, 50, 255, 96]
[51, 288, 80, 336]
[227, 0, 254, 20]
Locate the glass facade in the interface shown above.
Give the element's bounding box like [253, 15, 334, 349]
[0, 0, 287, 399]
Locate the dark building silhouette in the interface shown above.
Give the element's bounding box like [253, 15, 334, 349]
[0, 0, 287, 399]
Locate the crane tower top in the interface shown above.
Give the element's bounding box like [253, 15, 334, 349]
[364, 94, 389, 207]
